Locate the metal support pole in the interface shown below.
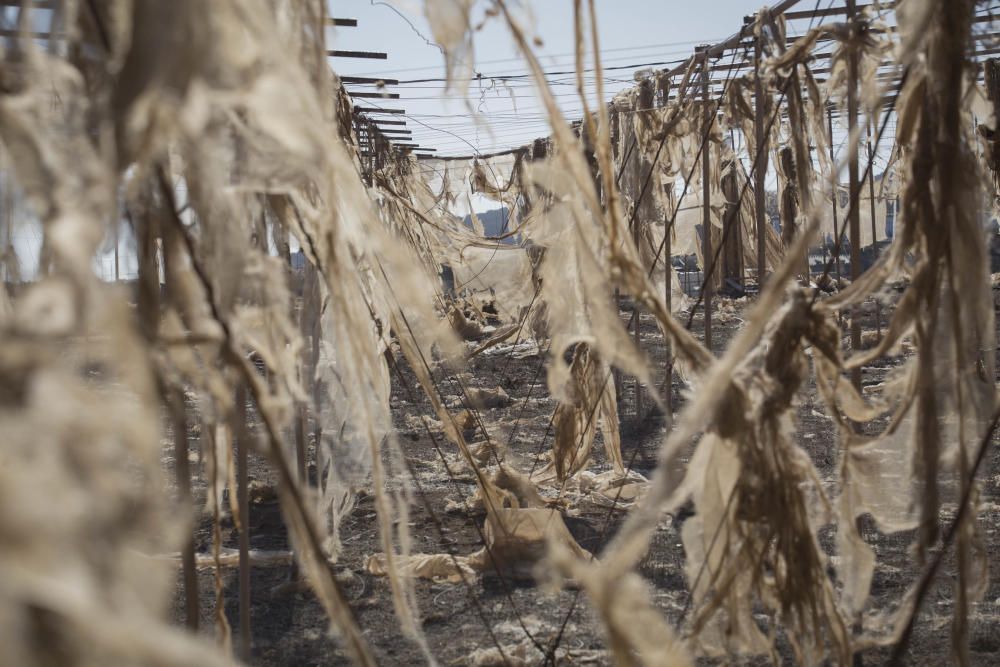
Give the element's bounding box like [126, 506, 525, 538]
[728, 128, 745, 288]
[235, 384, 251, 661]
[634, 83, 654, 420]
[1, 167, 10, 284]
[174, 395, 199, 630]
[660, 75, 674, 419]
[699, 47, 713, 352]
[753, 23, 769, 291]
[113, 216, 120, 281]
[866, 121, 882, 340]
[847, 0, 863, 390]
[613, 288, 622, 404]
[828, 107, 843, 293]
[295, 404, 307, 483]
[665, 202, 673, 420]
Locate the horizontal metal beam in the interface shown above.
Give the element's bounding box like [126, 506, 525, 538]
[377, 129, 412, 135]
[354, 106, 406, 114]
[341, 76, 399, 85]
[372, 119, 407, 126]
[784, 2, 883, 21]
[707, 60, 755, 73]
[328, 50, 387, 59]
[327, 18, 358, 27]
[787, 34, 837, 45]
[349, 91, 400, 99]
[418, 146, 527, 161]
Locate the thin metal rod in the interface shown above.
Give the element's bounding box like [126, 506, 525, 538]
[753, 24, 768, 289]
[847, 0, 863, 390]
[236, 384, 251, 661]
[828, 106, 842, 290]
[665, 105, 674, 418]
[113, 216, 120, 281]
[866, 120, 882, 340]
[634, 83, 655, 419]
[174, 395, 199, 630]
[700, 48, 713, 352]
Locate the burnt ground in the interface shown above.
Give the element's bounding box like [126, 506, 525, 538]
[166, 291, 1000, 666]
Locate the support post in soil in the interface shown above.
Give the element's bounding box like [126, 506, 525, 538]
[174, 393, 199, 630]
[113, 215, 120, 281]
[847, 0, 863, 390]
[235, 384, 251, 661]
[634, 81, 655, 420]
[828, 106, 842, 293]
[753, 20, 769, 291]
[866, 120, 882, 341]
[778, 145, 801, 281]
[295, 404, 307, 483]
[613, 287, 623, 407]
[699, 46, 713, 352]
[665, 175, 673, 419]
[659, 73, 674, 418]
[984, 59, 1000, 183]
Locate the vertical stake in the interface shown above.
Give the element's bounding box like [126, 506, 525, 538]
[113, 215, 120, 281]
[828, 106, 843, 302]
[295, 404, 307, 483]
[174, 393, 199, 630]
[665, 216, 673, 418]
[613, 288, 622, 405]
[665, 167, 673, 418]
[699, 46, 713, 353]
[847, 0, 863, 390]
[658, 73, 674, 419]
[634, 82, 655, 420]
[235, 384, 251, 661]
[866, 120, 882, 341]
[729, 128, 745, 288]
[752, 20, 769, 292]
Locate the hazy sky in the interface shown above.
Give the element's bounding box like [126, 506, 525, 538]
[328, 1, 812, 157]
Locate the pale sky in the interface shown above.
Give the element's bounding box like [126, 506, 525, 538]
[328, 1, 814, 157]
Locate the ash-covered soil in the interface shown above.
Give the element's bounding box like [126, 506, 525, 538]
[167, 294, 1000, 666]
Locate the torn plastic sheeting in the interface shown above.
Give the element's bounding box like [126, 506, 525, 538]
[368, 507, 590, 583]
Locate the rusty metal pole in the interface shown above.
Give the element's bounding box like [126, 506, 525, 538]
[752, 19, 768, 292]
[613, 286, 622, 405]
[828, 106, 842, 290]
[699, 46, 713, 352]
[665, 211, 673, 416]
[174, 394, 199, 630]
[866, 120, 882, 340]
[113, 216, 120, 281]
[235, 384, 251, 661]
[847, 0, 863, 390]
[295, 404, 307, 482]
[633, 83, 656, 420]
[665, 181, 673, 416]
[660, 76, 674, 418]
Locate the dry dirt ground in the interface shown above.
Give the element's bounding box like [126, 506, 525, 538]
[168, 293, 1000, 666]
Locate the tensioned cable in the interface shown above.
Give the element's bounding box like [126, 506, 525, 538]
[348, 38, 726, 77]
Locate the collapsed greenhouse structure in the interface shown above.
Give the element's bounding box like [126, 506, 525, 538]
[2, 0, 1000, 664]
